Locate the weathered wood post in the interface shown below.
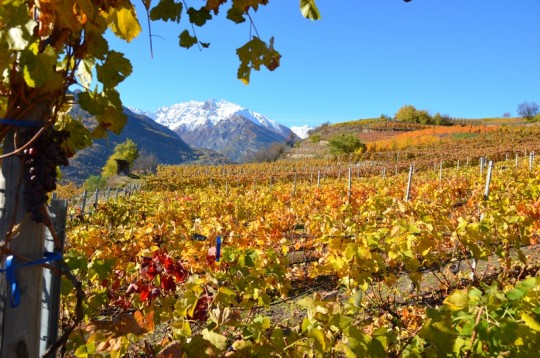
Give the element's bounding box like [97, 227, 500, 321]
[0, 121, 66, 356]
[405, 164, 414, 202]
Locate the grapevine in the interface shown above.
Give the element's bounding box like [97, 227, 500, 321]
[58, 159, 540, 356]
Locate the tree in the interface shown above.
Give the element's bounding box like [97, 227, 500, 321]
[517, 101, 539, 121]
[132, 149, 158, 174]
[328, 134, 366, 156]
[394, 105, 421, 122]
[0, 1, 322, 354]
[83, 175, 108, 192]
[102, 139, 139, 177]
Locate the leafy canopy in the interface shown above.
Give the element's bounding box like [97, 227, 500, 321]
[102, 139, 139, 177]
[328, 134, 365, 156]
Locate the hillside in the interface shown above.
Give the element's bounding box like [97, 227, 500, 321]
[286, 116, 534, 161]
[61, 107, 230, 183]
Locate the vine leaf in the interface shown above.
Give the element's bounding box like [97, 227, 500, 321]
[205, 0, 227, 15]
[236, 36, 281, 84]
[231, 0, 268, 13]
[96, 51, 133, 90]
[150, 0, 183, 22]
[108, 6, 142, 42]
[226, 6, 246, 23]
[522, 313, 540, 332]
[202, 328, 228, 351]
[187, 7, 212, 27]
[94, 107, 127, 137]
[55, 115, 92, 157]
[300, 0, 321, 20]
[20, 43, 63, 89]
[179, 30, 197, 49]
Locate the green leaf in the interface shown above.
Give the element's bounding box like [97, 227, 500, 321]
[226, 6, 246, 23]
[20, 44, 63, 89]
[108, 5, 142, 42]
[96, 50, 132, 90]
[236, 36, 281, 84]
[309, 328, 327, 351]
[94, 107, 127, 137]
[55, 114, 93, 157]
[76, 58, 96, 89]
[506, 288, 525, 301]
[202, 328, 228, 351]
[231, 0, 268, 13]
[187, 7, 212, 26]
[300, 0, 321, 20]
[150, 0, 183, 22]
[179, 30, 197, 49]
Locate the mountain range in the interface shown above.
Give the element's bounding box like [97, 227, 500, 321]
[63, 99, 303, 183]
[129, 99, 300, 162]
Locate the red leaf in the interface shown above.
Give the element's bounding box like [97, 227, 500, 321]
[139, 284, 151, 302]
[161, 275, 176, 292]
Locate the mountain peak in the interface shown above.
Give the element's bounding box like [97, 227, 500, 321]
[151, 99, 291, 138]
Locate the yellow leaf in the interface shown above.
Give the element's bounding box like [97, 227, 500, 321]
[522, 313, 540, 331]
[108, 6, 141, 42]
[443, 289, 469, 311]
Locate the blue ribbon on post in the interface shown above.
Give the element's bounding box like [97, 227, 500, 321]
[0, 251, 63, 308]
[216, 236, 221, 262]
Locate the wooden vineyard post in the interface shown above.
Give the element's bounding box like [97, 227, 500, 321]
[479, 157, 484, 176]
[0, 124, 66, 356]
[483, 161, 493, 201]
[317, 171, 321, 188]
[347, 167, 352, 200]
[529, 151, 535, 171]
[80, 190, 88, 214]
[472, 160, 493, 281]
[405, 164, 414, 202]
[439, 162, 443, 186]
[41, 199, 67, 355]
[515, 153, 519, 168]
[93, 188, 99, 210]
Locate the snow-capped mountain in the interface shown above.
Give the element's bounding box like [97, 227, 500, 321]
[153, 99, 291, 138]
[290, 125, 313, 139]
[134, 99, 298, 162]
[126, 106, 157, 120]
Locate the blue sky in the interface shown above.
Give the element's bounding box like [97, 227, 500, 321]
[107, 1, 540, 128]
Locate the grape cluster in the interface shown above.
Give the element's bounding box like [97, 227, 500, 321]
[21, 129, 69, 222]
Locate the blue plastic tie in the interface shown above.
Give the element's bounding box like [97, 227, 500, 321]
[216, 236, 221, 262]
[0, 119, 43, 127]
[1, 252, 63, 308]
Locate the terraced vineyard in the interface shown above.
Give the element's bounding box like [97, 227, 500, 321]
[61, 153, 540, 356]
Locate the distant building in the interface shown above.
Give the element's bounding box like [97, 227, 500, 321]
[115, 159, 130, 176]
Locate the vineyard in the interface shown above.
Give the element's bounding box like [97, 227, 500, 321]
[59, 145, 540, 357]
